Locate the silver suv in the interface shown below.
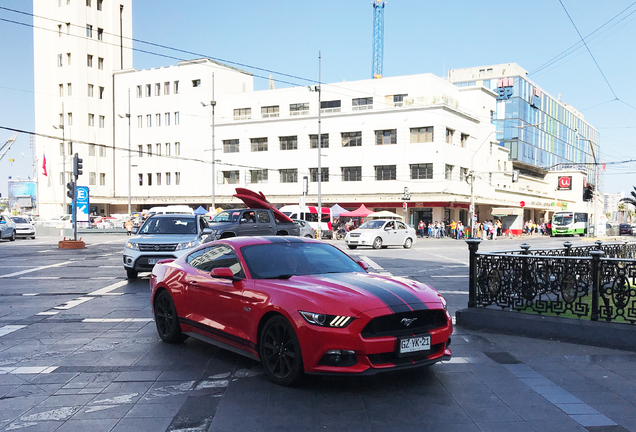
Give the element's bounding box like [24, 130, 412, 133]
[123, 214, 212, 279]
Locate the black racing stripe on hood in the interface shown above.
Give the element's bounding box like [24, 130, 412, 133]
[325, 273, 423, 314]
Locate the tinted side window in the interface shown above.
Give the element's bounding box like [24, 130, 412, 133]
[187, 245, 244, 277]
[256, 211, 271, 223]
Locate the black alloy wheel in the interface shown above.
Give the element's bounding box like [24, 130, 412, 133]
[154, 290, 185, 343]
[10, 231, 15, 241]
[260, 316, 303, 386]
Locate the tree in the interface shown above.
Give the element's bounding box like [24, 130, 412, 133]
[621, 186, 636, 207]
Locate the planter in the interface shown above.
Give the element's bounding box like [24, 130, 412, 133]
[58, 238, 85, 249]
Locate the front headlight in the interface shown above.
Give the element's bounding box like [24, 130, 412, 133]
[299, 311, 354, 328]
[125, 241, 139, 250]
[175, 239, 201, 250]
[437, 294, 447, 312]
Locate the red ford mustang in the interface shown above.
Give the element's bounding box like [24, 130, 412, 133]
[150, 236, 452, 385]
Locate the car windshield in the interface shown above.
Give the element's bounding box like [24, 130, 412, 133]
[241, 242, 363, 279]
[213, 211, 241, 223]
[139, 217, 197, 234]
[12, 217, 28, 224]
[357, 220, 385, 230]
[553, 214, 573, 226]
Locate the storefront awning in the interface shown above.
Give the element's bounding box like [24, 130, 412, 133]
[492, 207, 523, 216]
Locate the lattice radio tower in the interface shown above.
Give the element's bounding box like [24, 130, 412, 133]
[372, 0, 387, 79]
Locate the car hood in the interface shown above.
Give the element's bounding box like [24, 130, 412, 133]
[261, 272, 441, 315]
[130, 234, 200, 244]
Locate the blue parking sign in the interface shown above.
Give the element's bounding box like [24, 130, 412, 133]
[75, 186, 90, 222]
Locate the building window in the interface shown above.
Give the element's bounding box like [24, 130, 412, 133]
[59, 113, 64, 126]
[261, 106, 279, 118]
[174, 81, 179, 94]
[222, 171, 239, 184]
[461, 133, 469, 148]
[411, 163, 433, 180]
[86, 25, 92, 38]
[87, 54, 93, 67]
[375, 165, 396, 181]
[342, 131, 362, 147]
[342, 166, 362, 182]
[155, 83, 160, 96]
[446, 128, 455, 144]
[376, 129, 396, 145]
[98, 57, 103, 69]
[445, 164, 454, 180]
[138, 173, 143, 186]
[156, 173, 162, 186]
[250, 169, 268, 183]
[147, 144, 152, 157]
[58, 24, 62, 36]
[136, 85, 142, 98]
[164, 82, 170, 95]
[146, 115, 151, 127]
[233, 108, 251, 120]
[250, 137, 268, 152]
[99, 86, 104, 99]
[223, 139, 239, 153]
[352, 97, 373, 111]
[86, 0, 91, 6]
[165, 113, 170, 126]
[59, 84, 63, 96]
[88, 172, 96, 185]
[309, 167, 329, 182]
[145, 84, 151, 97]
[67, 83, 72, 96]
[175, 172, 180, 185]
[99, 115, 104, 128]
[147, 173, 152, 186]
[58, 54, 63, 67]
[100, 173, 105, 186]
[165, 143, 171, 156]
[174, 112, 179, 125]
[280, 169, 298, 183]
[393, 94, 407, 107]
[156, 114, 161, 127]
[59, 142, 64, 156]
[410, 127, 433, 143]
[89, 144, 96, 156]
[290, 103, 309, 115]
[175, 142, 180, 155]
[321, 100, 341, 113]
[99, 145, 106, 157]
[138, 145, 143, 157]
[166, 172, 171, 185]
[156, 143, 161, 156]
[309, 134, 329, 149]
[88, 84, 93, 97]
[137, 116, 142, 128]
[279, 136, 297, 150]
[97, 0, 102, 11]
[88, 113, 94, 127]
[68, 113, 73, 125]
[97, 28, 103, 40]
[460, 167, 468, 182]
[66, 22, 70, 33]
[192, 79, 201, 87]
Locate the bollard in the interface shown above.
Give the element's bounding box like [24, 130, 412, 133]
[465, 238, 482, 308]
[589, 249, 604, 322]
[563, 241, 572, 256]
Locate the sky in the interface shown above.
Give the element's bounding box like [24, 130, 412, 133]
[1, 0, 635, 199]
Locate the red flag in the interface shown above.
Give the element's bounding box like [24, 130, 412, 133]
[602, 163, 606, 172]
[42, 154, 48, 176]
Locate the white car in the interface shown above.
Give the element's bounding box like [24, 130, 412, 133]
[345, 219, 416, 250]
[10, 216, 36, 239]
[0, 214, 17, 241]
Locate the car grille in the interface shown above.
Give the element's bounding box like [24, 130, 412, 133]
[138, 244, 177, 252]
[349, 233, 361, 238]
[361, 310, 448, 338]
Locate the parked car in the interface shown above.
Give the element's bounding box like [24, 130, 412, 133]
[150, 236, 452, 385]
[293, 219, 315, 238]
[40, 214, 72, 228]
[619, 223, 633, 235]
[123, 214, 213, 279]
[0, 214, 17, 241]
[345, 219, 417, 249]
[208, 208, 300, 239]
[92, 216, 117, 228]
[10, 216, 36, 239]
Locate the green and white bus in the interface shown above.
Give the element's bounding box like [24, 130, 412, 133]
[551, 211, 588, 236]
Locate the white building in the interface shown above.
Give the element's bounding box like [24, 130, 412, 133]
[604, 192, 625, 222]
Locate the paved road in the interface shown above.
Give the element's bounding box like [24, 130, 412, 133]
[0, 233, 635, 432]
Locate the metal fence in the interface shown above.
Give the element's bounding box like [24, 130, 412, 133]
[467, 239, 636, 325]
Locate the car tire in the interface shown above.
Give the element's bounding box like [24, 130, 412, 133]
[259, 315, 304, 386]
[154, 290, 185, 344]
[304, 234, 313, 238]
[31, 236, 36, 240]
[403, 238, 413, 249]
[126, 269, 138, 279]
[10, 231, 15, 242]
[347, 245, 357, 249]
[372, 237, 382, 249]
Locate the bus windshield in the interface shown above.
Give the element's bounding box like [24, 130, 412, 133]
[553, 213, 573, 226]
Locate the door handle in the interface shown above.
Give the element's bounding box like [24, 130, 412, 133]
[190, 281, 200, 286]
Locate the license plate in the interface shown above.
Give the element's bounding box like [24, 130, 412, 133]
[349, 241, 358, 244]
[148, 258, 160, 265]
[399, 336, 430, 354]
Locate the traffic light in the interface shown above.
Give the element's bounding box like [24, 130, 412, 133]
[73, 153, 83, 178]
[66, 181, 75, 200]
[583, 186, 593, 202]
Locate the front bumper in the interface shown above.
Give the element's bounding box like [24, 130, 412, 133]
[15, 229, 35, 237]
[123, 254, 177, 272]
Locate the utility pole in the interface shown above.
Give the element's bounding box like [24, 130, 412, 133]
[317, 52, 322, 240]
[127, 89, 132, 215]
[202, 73, 216, 212]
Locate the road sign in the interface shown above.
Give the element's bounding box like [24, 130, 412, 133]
[520, 201, 525, 207]
[76, 186, 90, 222]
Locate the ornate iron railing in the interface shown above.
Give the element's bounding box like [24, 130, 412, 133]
[467, 240, 636, 325]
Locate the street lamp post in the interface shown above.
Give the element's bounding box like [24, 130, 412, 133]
[578, 135, 598, 237]
[118, 89, 132, 215]
[202, 73, 216, 212]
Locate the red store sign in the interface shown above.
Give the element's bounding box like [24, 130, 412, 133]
[558, 176, 572, 190]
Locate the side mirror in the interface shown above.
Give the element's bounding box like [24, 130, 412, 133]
[202, 228, 213, 235]
[356, 261, 369, 271]
[211, 267, 243, 282]
[131, 228, 138, 234]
